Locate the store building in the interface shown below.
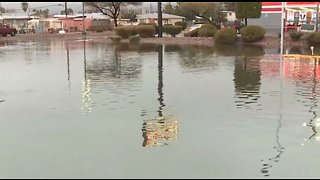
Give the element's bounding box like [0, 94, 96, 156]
[248, 2, 320, 34]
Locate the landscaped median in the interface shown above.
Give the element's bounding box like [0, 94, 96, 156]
[0, 25, 313, 49]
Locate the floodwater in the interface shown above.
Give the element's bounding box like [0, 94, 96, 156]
[0, 39, 319, 178]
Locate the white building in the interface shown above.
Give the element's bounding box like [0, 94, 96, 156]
[136, 13, 185, 25]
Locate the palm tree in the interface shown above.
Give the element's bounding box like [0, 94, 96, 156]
[21, 2, 29, 12]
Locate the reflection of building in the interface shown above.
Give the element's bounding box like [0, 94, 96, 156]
[142, 116, 178, 147]
[233, 56, 262, 109]
[283, 59, 320, 80]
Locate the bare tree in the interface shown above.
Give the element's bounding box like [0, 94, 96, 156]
[85, 2, 142, 27]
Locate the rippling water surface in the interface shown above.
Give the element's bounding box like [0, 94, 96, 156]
[0, 40, 320, 178]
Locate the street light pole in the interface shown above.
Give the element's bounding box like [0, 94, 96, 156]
[280, 2, 285, 56]
[157, 2, 162, 38]
[82, 2, 86, 35]
[316, 2, 319, 31]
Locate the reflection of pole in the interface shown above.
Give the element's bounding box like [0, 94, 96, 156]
[261, 47, 285, 177]
[157, 44, 164, 117]
[306, 59, 318, 140]
[66, 41, 71, 92]
[114, 46, 121, 78]
[81, 40, 92, 114]
[83, 40, 86, 80]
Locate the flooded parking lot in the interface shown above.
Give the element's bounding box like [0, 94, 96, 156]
[0, 40, 319, 178]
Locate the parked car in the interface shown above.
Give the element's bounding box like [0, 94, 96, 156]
[0, 24, 17, 37]
[222, 20, 246, 33]
[189, 24, 204, 31]
[298, 24, 316, 33]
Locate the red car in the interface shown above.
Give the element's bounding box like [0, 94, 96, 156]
[0, 24, 17, 37]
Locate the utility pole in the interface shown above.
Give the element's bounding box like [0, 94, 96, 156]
[157, 2, 162, 38]
[316, 2, 319, 31]
[65, 2, 67, 18]
[82, 2, 86, 35]
[280, 2, 285, 56]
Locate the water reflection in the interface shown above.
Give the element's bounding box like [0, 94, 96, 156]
[81, 40, 92, 114]
[260, 112, 284, 177]
[115, 43, 158, 53]
[302, 59, 320, 143]
[142, 44, 178, 148]
[214, 44, 265, 57]
[287, 45, 320, 56]
[66, 41, 71, 93]
[260, 59, 285, 176]
[233, 55, 262, 109]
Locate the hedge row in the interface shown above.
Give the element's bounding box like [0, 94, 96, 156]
[115, 25, 155, 38]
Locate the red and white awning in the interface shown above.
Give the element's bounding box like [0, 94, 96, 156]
[262, 2, 320, 13]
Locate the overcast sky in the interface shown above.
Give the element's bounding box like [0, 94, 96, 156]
[0, 2, 158, 14]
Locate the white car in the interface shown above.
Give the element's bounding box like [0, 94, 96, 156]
[189, 24, 203, 31]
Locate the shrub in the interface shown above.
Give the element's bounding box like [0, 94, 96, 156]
[163, 25, 183, 37]
[110, 36, 122, 43]
[198, 24, 217, 37]
[129, 35, 140, 43]
[137, 25, 156, 38]
[184, 28, 199, 37]
[175, 21, 187, 30]
[139, 23, 158, 35]
[240, 25, 266, 42]
[95, 26, 104, 32]
[138, 23, 156, 26]
[214, 28, 237, 44]
[115, 26, 138, 39]
[289, 31, 304, 41]
[306, 32, 320, 45]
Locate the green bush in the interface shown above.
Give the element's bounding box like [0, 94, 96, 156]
[137, 25, 156, 38]
[115, 26, 138, 39]
[175, 21, 187, 30]
[198, 24, 217, 37]
[129, 35, 140, 43]
[306, 32, 320, 45]
[110, 36, 122, 43]
[214, 28, 237, 44]
[240, 25, 266, 42]
[163, 25, 183, 37]
[289, 31, 304, 41]
[184, 28, 199, 37]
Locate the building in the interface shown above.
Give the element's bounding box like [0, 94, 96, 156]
[136, 13, 185, 25]
[222, 11, 236, 21]
[27, 18, 63, 34]
[55, 13, 111, 32]
[248, 2, 320, 34]
[0, 13, 38, 33]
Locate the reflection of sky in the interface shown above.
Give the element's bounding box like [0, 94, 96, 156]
[2, 42, 320, 178]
